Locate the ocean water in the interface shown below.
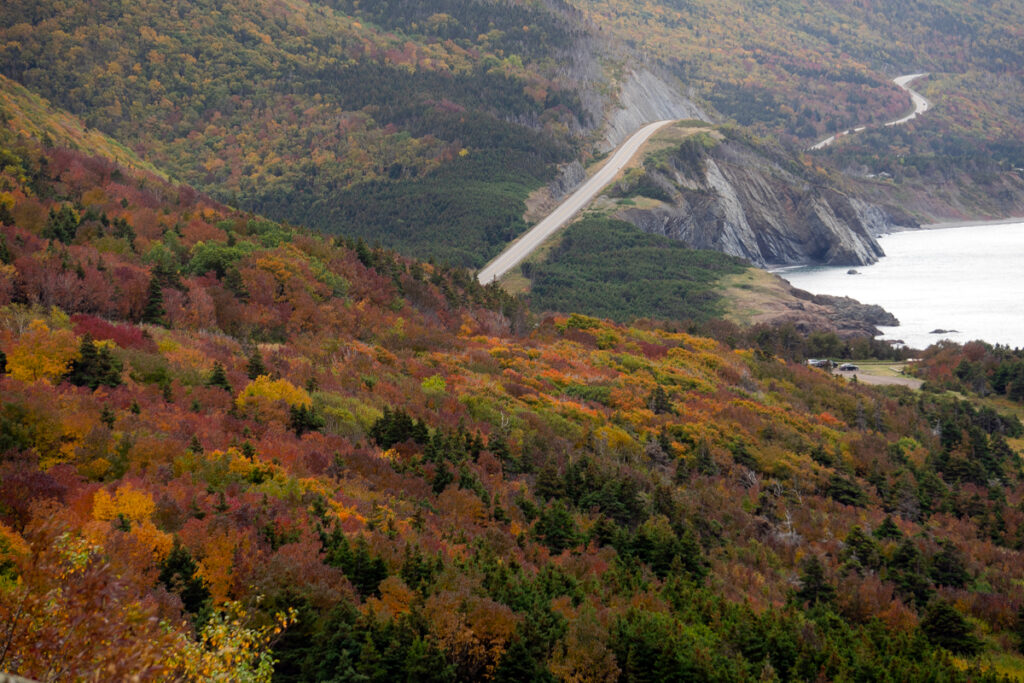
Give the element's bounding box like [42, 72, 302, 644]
[778, 221, 1024, 349]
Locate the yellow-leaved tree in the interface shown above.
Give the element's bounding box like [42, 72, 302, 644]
[6, 318, 79, 383]
[235, 375, 311, 422]
[91, 483, 172, 561]
[171, 600, 296, 682]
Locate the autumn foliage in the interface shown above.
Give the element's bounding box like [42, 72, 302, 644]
[1, 74, 1023, 681]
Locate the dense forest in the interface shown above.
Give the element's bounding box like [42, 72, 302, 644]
[525, 216, 746, 323]
[2, 72, 1024, 681]
[0, 0, 585, 267]
[914, 342, 1024, 404]
[576, 0, 1024, 146]
[2, 0, 1022, 274]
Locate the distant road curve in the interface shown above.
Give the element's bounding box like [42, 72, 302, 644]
[477, 119, 675, 284]
[809, 73, 930, 151]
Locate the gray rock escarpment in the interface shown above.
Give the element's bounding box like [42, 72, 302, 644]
[548, 161, 587, 200]
[615, 138, 900, 267]
[603, 70, 707, 150]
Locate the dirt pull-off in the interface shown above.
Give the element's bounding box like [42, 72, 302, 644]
[833, 368, 923, 389]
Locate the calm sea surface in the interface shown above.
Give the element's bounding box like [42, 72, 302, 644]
[778, 221, 1024, 349]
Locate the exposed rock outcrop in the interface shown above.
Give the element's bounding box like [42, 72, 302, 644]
[800, 290, 899, 337]
[764, 286, 900, 338]
[603, 70, 707, 149]
[548, 160, 586, 200]
[614, 134, 909, 267]
[721, 269, 901, 339]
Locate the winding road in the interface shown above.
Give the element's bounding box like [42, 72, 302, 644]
[477, 73, 931, 284]
[809, 73, 930, 151]
[477, 119, 675, 284]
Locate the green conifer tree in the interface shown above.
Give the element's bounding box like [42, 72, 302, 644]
[246, 348, 266, 379]
[65, 335, 122, 389]
[141, 277, 166, 326]
[206, 361, 231, 391]
[920, 599, 981, 655]
[794, 556, 836, 608]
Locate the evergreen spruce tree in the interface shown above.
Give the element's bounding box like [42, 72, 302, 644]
[929, 539, 970, 588]
[65, 335, 122, 389]
[158, 542, 211, 620]
[43, 205, 79, 244]
[246, 348, 266, 379]
[69, 333, 98, 382]
[240, 441, 256, 460]
[141, 277, 166, 326]
[873, 515, 903, 540]
[206, 361, 231, 391]
[535, 500, 578, 554]
[100, 404, 116, 429]
[432, 462, 453, 494]
[289, 404, 325, 436]
[920, 598, 982, 655]
[794, 556, 836, 607]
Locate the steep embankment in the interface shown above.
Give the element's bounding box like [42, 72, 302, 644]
[601, 69, 708, 149]
[611, 125, 898, 266]
[0, 0, 595, 268]
[478, 119, 675, 284]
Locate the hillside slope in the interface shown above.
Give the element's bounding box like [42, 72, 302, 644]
[608, 125, 900, 266]
[572, 0, 1024, 223]
[1, 82, 1024, 681]
[9, 0, 1022, 273]
[0, 0, 595, 267]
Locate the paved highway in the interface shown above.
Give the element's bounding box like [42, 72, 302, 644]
[477, 119, 675, 284]
[886, 73, 930, 126]
[809, 73, 930, 151]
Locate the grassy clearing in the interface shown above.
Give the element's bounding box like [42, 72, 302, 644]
[837, 360, 913, 377]
[982, 650, 1024, 681]
[719, 268, 803, 326]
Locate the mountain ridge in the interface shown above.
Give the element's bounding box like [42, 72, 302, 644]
[9, 0, 1022, 272]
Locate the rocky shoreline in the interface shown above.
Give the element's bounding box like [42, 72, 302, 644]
[760, 286, 900, 339]
[797, 289, 900, 338]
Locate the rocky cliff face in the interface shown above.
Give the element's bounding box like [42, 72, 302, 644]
[614, 134, 908, 267]
[603, 69, 707, 149]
